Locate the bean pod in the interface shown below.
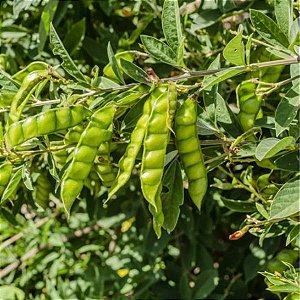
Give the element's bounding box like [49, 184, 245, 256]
[5, 105, 90, 149]
[50, 141, 69, 170]
[236, 81, 262, 131]
[0, 162, 13, 196]
[140, 86, 169, 211]
[8, 69, 49, 124]
[35, 172, 51, 209]
[60, 105, 115, 216]
[174, 97, 207, 209]
[12, 61, 49, 82]
[95, 140, 116, 187]
[107, 86, 166, 202]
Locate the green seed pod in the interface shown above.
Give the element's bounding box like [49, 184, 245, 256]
[61, 105, 115, 216]
[8, 70, 49, 124]
[0, 162, 13, 196]
[236, 81, 262, 132]
[5, 106, 91, 149]
[12, 61, 49, 82]
[174, 97, 207, 209]
[140, 87, 169, 210]
[35, 172, 51, 209]
[106, 85, 168, 202]
[65, 125, 84, 145]
[95, 140, 116, 187]
[50, 141, 68, 170]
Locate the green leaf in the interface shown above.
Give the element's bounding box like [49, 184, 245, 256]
[221, 197, 256, 212]
[268, 284, 300, 294]
[140, 35, 178, 66]
[256, 202, 270, 219]
[274, 150, 299, 172]
[49, 23, 87, 83]
[63, 18, 86, 55]
[191, 10, 222, 30]
[162, 0, 183, 53]
[177, 37, 185, 67]
[203, 54, 220, 121]
[120, 59, 150, 84]
[22, 165, 33, 190]
[286, 224, 300, 246]
[38, 0, 59, 53]
[193, 269, 219, 299]
[223, 31, 245, 66]
[255, 137, 295, 161]
[269, 176, 300, 220]
[289, 18, 300, 49]
[275, 0, 292, 38]
[215, 93, 242, 137]
[201, 67, 245, 90]
[275, 81, 300, 136]
[245, 33, 253, 65]
[1, 167, 22, 204]
[162, 160, 184, 233]
[107, 42, 125, 84]
[250, 9, 289, 48]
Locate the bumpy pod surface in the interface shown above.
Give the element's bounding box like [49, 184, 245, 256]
[35, 173, 51, 209]
[95, 140, 116, 187]
[8, 69, 49, 124]
[5, 106, 90, 149]
[237, 81, 262, 131]
[61, 105, 115, 216]
[174, 98, 207, 209]
[107, 85, 167, 202]
[140, 87, 169, 211]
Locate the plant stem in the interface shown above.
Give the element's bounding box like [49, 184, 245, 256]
[82, 57, 299, 96]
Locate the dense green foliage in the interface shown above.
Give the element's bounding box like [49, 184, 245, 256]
[0, 0, 299, 299]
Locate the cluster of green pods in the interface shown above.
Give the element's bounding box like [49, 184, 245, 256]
[2, 79, 208, 234]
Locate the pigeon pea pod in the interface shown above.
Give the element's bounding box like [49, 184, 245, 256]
[5, 105, 90, 149]
[35, 172, 51, 209]
[50, 141, 69, 170]
[60, 105, 115, 216]
[174, 97, 207, 209]
[0, 162, 13, 196]
[140, 86, 169, 211]
[106, 85, 167, 202]
[8, 69, 49, 124]
[237, 81, 262, 131]
[95, 139, 116, 187]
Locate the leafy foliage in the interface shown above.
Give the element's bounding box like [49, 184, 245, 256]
[0, 0, 299, 299]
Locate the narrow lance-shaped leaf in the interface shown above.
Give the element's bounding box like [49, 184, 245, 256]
[38, 0, 58, 53]
[250, 9, 289, 48]
[161, 160, 184, 233]
[201, 67, 245, 91]
[63, 18, 86, 55]
[140, 35, 178, 66]
[107, 42, 125, 84]
[120, 59, 150, 84]
[49, 23, 87, 83]
[162, 0, 183, 53]
[223, 30, 245, 66]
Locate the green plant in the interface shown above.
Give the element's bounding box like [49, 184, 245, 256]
[0, 0, 299, 299]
